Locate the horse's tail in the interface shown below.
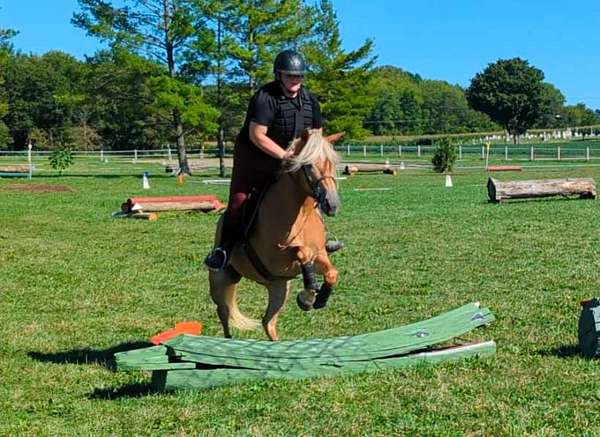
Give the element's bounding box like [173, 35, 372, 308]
[224, 282, 261, 331]
[228, 297, 261, 331]
[210, 268, 261, 333]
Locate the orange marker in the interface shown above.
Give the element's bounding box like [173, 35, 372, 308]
[149, 321, 203, 345]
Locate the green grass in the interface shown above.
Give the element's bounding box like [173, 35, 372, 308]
[3, 163, 600, 434]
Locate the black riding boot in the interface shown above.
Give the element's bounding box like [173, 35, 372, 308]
[204, 212, 240, 271]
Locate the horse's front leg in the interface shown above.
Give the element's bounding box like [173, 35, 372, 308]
[295, 247, 318, 311]
[313, 251, 339, 309]
[263, 281, 291, 341]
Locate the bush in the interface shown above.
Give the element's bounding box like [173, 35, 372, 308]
[431, 137, 457, 173]
[48, 147, 74, 175]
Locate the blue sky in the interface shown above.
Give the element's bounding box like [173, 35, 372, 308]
[2, 0, 599, 109]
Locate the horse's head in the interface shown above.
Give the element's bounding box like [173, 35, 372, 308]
[286, 129, 342, 216]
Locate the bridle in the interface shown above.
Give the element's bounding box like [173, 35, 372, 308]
[301, 164, 336, 204]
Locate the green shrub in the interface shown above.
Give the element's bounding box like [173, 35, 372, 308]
[431, 137, 457, 173]
[48, 147, 74, 175]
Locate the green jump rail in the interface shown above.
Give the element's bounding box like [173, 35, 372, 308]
[115, 302, 496, 391]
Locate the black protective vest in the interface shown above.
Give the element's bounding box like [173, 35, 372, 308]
[238, 82, 317, 149]
[268, 86, 316, 147]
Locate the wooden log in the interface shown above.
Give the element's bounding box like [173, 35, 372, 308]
[121, 195, 224, 213]
[487, 177, 596, 202]
[129, 195, 219, 203]
[487, 165, 522, 172]
[127, 201, 222, 213]
[0, 165, 30, 173]
[343, 163, 396, 175]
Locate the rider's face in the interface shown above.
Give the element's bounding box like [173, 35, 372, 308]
[280, 73, 304, 96]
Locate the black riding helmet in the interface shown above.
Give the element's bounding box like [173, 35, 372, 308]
[273, 49, 307, 76]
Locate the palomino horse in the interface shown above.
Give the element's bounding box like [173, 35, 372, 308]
[209, 129, 342, 341]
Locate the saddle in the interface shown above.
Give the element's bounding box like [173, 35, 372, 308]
[241, 186, 268, 241]
[233, 185, 290, 282]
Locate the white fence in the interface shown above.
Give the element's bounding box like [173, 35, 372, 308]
[339, 144, 600, 162]
[3, 143, 600, 176]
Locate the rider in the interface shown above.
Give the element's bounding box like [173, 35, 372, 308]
[204, 49, 342, 271]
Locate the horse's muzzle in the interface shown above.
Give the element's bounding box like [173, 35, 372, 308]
[322, 204, 337, 217]
[319, 193, 340, 217]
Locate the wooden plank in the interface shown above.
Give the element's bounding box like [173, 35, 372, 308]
[154, 341, 496, 391]
[487, 177, 596, 202]
[0, 165, 29, 173]
[116, 303, 493, 387]
[114, 303, 495, 373]
[122, 362, 197, 371]
[487, 165, 522, 172]
[162, 303, 493, 364]
[114, 345, 170, 370]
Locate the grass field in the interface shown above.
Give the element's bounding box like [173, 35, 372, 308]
[3, 162, 600, 434]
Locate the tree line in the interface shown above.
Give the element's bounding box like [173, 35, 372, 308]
[1, 1, 599, 169]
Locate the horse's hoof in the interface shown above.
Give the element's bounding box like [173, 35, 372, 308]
[313, 299, 327, 310]
[313, 284, 333, 310]
[296, 293, 313, 312]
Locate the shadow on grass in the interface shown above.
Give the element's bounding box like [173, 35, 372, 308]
[28, 341, 177, 399]
[538, 344, 581, 358]
[89, 382, 159, 399]
[486, 196, 593, 206]
[27, 341, 152, 372]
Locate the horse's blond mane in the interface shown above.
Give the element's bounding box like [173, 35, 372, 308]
[286, 129, 340, 173]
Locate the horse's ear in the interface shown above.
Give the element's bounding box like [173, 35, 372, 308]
[301, 129, 311, 143]
[325, 132, 344, 144]
[293, 129, 311, 155]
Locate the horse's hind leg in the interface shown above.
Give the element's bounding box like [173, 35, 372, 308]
[263, 281, 291, 341]
[209, 267, 241, 338]
[313, 251, 339, 309]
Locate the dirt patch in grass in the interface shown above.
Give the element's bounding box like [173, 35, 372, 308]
[1, 183, 73, 193]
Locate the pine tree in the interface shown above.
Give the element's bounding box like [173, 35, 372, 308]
[0, 22, 17, 148]
[222, 0, 315, 94]
[73, 0, 218, 174]
[302, 0, 375, 139]
[190, 0, 316, 175]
